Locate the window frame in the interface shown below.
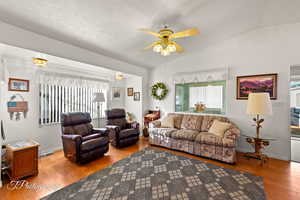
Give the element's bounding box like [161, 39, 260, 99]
[175, 80, 226, 115]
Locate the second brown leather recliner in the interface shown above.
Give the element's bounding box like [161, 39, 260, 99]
[105, 109, 140, 148]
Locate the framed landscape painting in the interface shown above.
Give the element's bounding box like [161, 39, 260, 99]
[236, 73, 277, 100]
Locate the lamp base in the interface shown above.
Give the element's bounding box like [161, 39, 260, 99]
[244, 137, 270, 166]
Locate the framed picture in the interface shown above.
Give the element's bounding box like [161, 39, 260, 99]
[112, 87, 122, 100]
[8, 78, 30, 92]
[127, 88, 134, 96]
[236, 73, 277, 100]
[134, 92, 140, 101]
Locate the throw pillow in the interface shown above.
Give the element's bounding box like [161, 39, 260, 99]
[161, 115, 175, 128]
[208, 120, 231, 137]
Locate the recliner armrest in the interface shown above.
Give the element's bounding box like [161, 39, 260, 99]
[62, 134, 82, 143]
[93, 128, 109, 137]
[61, 134, 82, 162]
[127, 122, 139, 129]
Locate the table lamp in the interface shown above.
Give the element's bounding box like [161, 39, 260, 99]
[93, 92, 105, 128]
[246, 93, 272, 138]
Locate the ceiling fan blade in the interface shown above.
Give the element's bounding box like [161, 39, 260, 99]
[143, 41, 159, 50]
[139, 28, 161, 38]
[173, 42, 184, 53]
[169, 27, 199, 39]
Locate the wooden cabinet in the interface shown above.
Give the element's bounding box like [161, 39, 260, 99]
[6, 140, 39, 180]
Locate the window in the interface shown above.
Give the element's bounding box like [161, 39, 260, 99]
[175, 80, 226, 114]
[39, 84, 107, 125]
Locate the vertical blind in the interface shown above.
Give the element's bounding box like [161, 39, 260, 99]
[38, 72, 108, 125]
[39, 84, 107, 125]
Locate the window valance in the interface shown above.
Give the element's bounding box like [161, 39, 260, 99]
[37, 71, 109, 89]
[173, 68, 228, 84]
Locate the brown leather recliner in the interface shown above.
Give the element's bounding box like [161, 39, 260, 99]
[61, 112, 109, 163]
[106, 109, 140, 148]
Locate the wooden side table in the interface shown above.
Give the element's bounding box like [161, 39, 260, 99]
[243, 135, 275, 166]
[143, 110, 160, 137]
[5, 140, 39, 180]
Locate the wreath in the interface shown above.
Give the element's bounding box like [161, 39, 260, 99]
[151, 82, 168, 100]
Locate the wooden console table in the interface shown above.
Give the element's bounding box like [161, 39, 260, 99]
[5, 140, 39, 180]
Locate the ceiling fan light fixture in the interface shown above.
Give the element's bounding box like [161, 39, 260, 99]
[167, 44, 176, 53]
[153, 44, 162, 53]
[115, 72, 124, 80]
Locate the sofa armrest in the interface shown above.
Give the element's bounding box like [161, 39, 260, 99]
[149, 120, 161, 128]
[93, 128, 109, 137]
[61, 134, 82, 162]
[224, 126, 240, 141]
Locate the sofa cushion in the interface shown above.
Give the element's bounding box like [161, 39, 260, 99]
[181, 115, 202, 130]
[208, 120, 231, 137]
[161, 115, 175, 128]
[168, 114, 184, 129]
[201, 116, 230, 132]
[81, 137, 109, 152]
[170, 129, 201, 141]
[119, 128, 139, 139]
[195, 132, 235, 147]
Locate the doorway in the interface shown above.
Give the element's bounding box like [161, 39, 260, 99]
[290, 66, 300, 162]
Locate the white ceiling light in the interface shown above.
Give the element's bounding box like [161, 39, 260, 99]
[32, 57, 48, 67]
[115, 72, 124, 80]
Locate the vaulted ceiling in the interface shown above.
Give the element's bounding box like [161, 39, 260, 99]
[0, 0, 300, 69]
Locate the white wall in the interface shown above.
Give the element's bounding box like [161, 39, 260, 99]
[125, 76, 143, 126]
[149, 23, 300, 161]
[109, 79, 126, 109]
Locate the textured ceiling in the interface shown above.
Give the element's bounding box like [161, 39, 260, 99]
[0, 0, 300, 68]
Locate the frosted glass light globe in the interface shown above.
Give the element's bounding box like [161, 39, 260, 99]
[161, 49, 170, 56]
[167, 44, 176, 53]
[153, 44, 162, 53]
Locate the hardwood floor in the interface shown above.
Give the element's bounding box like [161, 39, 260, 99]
[0, 137, 300, 200]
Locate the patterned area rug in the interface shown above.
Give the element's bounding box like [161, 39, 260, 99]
[42, 148, 266, 200]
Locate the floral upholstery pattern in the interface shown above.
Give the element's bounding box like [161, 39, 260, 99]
[170, 129, 201, 141]
[149, 113, 240, 163]
[181, 115, 202, 130]
[194, 132, 235, 147]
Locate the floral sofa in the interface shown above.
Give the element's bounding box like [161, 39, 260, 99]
[149, 113, 240, 163]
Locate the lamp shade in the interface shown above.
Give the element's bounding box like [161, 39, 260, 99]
[246, 93, 272, 115]
[93, 92, 105, 103]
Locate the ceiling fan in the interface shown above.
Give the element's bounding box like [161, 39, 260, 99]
[139, 26, 199, 56]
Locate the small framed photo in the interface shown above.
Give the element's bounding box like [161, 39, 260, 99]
[8, 78, 30, 92]
[236, 73, 277, 100]
[127, 88, 134, 96]
[112, 87, 122, 100]
[134, 92, 140, 101]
